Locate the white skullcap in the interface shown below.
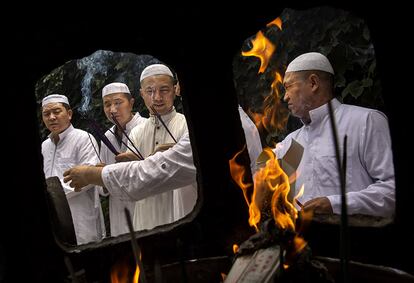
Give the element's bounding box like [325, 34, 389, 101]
[140, 64, 174, 82]
[286, 52, 334, 75]
[42, 94, 70, 107]
[102, 82, 131, 98]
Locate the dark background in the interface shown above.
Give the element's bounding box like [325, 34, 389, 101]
[2, 3, 412, 282]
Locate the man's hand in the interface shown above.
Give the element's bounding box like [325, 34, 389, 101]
[151, 143, 175, 155]
[63, 165, 104, 191]
[303, 197, 333, 214]
[115, 152, 140, 162]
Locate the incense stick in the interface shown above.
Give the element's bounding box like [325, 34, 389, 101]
[125, 208, 147, 283]
[64, 256, 80, 283]
[111, 114, 144, 160]
[149, 105, 177, 143]
[107, 128, 143, 160]
[87, 118, 119, 155]
[87, 133, 102, 163]
[327, 100, 349, 283]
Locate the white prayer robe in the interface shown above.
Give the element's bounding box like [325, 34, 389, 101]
[127, 108, 197, 230]
[42, 125, 106, 244]
[99, 113, 146, 236]
[274, 99, 395, 217]
[102, 132, 196, 201]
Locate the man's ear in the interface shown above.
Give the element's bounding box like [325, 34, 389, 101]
[68, 109, 73, 120]
[309, 74, 320, 91]
[174, 82, 181, 97]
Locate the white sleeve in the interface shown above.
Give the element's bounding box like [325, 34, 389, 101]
[327, 111, 395, 217]
[238, 106, 263, 174]
[102, 133, 196, 201]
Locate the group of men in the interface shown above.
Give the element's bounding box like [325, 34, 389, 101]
[41, 53, 395, 245]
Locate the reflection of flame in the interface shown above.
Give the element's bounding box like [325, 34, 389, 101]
[266, 17, 283, 30]
[242, 31, 275, 73]
[229, 147, 307, 255]
[111, 259, 140, 283]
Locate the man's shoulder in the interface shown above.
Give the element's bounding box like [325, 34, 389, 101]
[341, 104, 387, 121]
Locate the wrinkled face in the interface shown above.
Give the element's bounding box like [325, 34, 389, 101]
[42, 102, 72, 135]
[140, 75, 177, 115]
[103, 92, 134, 127]
[283, 72, 313, 120]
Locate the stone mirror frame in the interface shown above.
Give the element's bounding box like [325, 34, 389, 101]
[36, 51, 199, 251]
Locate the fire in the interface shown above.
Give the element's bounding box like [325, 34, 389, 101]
[241, 31, 275, 73]
[266, 17, 283, 30]
[250, 71, 289, 135]
[111, 259, 140, 283]
[233, 244, 239, 254]
[229, 147, 307, 254]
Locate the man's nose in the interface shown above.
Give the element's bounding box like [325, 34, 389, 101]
[110, 104, 118, 112]
[283, 92, 289, 102]
[152, 89, 162, 100]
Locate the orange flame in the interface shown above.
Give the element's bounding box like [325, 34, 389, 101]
[266, 17, 283, 30]
[111, 257, 141, 283]
[229, 147, 307, 255]
[249, 71, 289, 139]
[229, 145, 252, 207]
[241, 31, 275, 73]
[233, 244, 239, 254]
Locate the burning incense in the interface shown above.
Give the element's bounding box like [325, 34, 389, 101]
[149, 105, 177, 143]
[107, 127, 143, 160]
[86, 118, 119, 155]
[111, 113, 144, 160]
[125, 208, 147, 283]
[327, 100, 349, 283]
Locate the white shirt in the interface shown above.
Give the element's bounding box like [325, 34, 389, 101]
[102, 132, 196, 200]
[274, 99, 395, 217]
[42, 125, 106, 244]
[99, 113, 146, 236]
[238, 105, 263, 174]
[128, 108, 197, 230]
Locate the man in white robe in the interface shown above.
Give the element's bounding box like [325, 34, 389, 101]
[117, 64, 197, 230]
[99, 82, 146, 236]
[274, 52, 395, 217]
[41, 94, 105, 244]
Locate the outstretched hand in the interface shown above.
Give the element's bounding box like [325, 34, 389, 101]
[63, 165, 104, 191]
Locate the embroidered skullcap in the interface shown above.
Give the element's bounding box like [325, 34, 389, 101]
[140, 64, 174, 82]
[102, 82, 131, 98]
[42, 94, 70, 107]
[286, 52, 334, 75]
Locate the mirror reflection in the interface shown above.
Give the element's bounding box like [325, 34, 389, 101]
[37, 51, 198, 246]
[232, 7, 395, 225]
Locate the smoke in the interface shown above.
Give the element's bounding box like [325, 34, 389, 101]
[76, 50, 112, 115]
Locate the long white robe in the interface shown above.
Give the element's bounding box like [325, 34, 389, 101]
[274, 99, 395, 217]
[99, 113, 146, 236]
[127, 108, 197, 230]
[42, 125, 105, 244]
